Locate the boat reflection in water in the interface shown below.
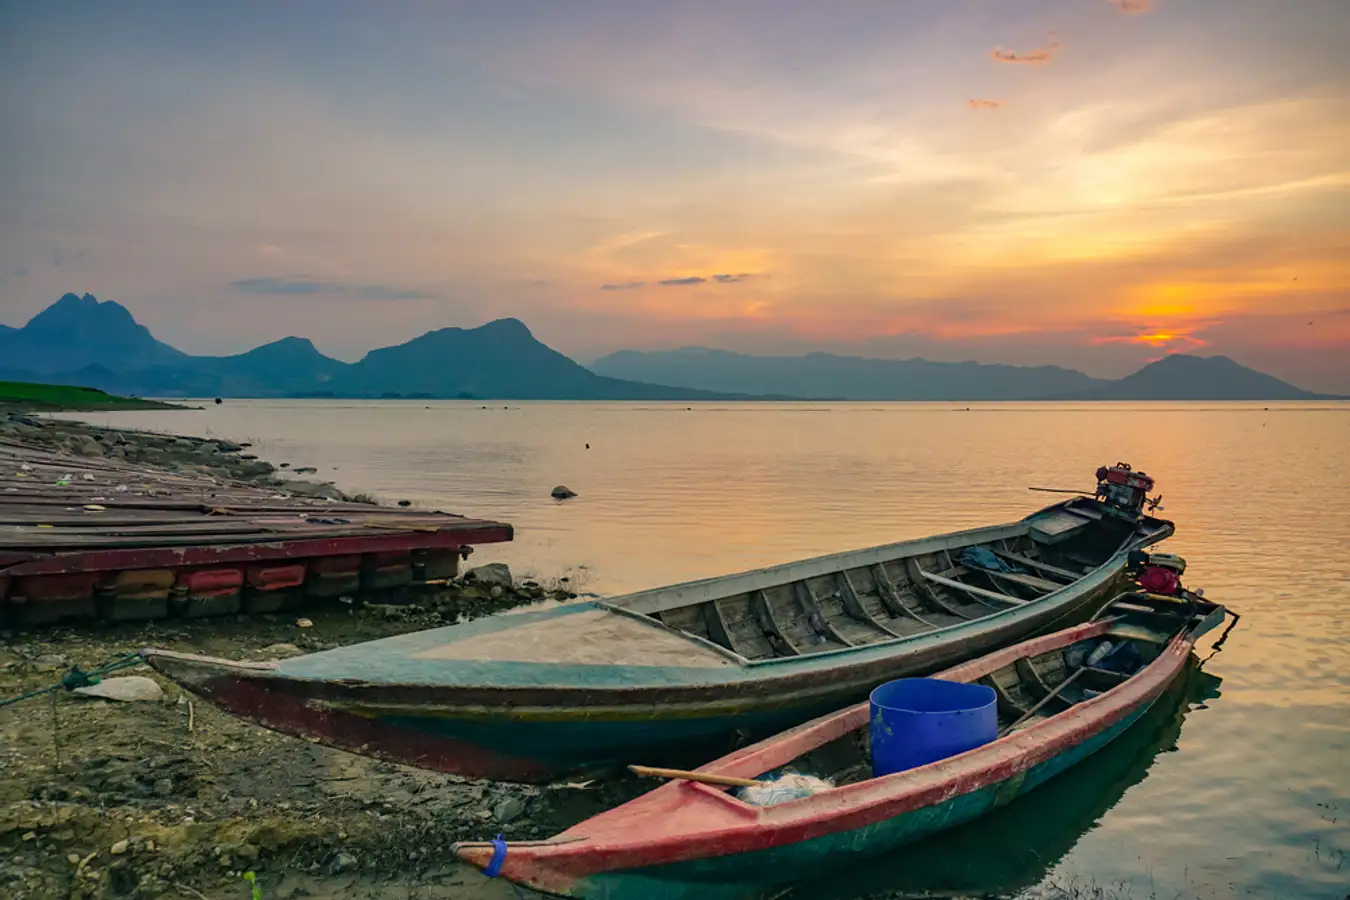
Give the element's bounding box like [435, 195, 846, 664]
[788, 662, 1222, 900]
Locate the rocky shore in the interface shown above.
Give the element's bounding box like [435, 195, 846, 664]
[1, 410, 615, 899]
[0, 411, 354, 501]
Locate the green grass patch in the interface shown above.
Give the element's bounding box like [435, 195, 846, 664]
[0, 380, 185, 412]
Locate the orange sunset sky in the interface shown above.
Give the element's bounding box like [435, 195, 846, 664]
[2, 0, 1348, 391]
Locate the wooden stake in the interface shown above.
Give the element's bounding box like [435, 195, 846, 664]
[628, 765, 766, 788]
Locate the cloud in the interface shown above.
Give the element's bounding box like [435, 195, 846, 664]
[229, 277, 435, 300]
[990, 35, 1062, 64]
[967, 99, 1003, 110]
[1111, 0, 1151, 12]
[600, 273, 764, 290]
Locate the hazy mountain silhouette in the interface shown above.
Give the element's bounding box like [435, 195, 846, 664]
[0, 294, 1329, 401]
[590, 347, 1108, 400]
[1055, 354, 1326, 401]
[0, 293, 185, 373]
[329, 318, 734, 400]
[0, 294, 737, 400]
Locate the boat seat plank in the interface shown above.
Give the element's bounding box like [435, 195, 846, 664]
[920, 570, 1028, 606]
[1106, 623, 1171, 644]
[985, 570, 1062, 593]
[991, 550, 1079, 581]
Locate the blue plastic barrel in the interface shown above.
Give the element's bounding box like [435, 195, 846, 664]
[869, 678, 998, 777]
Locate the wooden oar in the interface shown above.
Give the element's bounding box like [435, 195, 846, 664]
[997, 667, 1087, 737]
[628, 765, 767, 788]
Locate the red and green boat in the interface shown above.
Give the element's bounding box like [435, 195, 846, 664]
[454, 587, 1232, 899]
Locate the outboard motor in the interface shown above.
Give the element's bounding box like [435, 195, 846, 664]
[1094, 462, 1162, 519]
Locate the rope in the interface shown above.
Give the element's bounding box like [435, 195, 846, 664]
[0, 652, 144, 708]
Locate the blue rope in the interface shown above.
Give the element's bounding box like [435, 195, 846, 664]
[0, 653, 144, 708]
[484, 834, 508, 878]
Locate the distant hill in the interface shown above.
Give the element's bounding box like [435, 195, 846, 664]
[0, 293, 185, 373]
[1, 293, 1331, 401]
[0, 294, 742, 400]
[1057, 354, 1328, 401]
[328, 318, 735, 400]
[590, 347, 1108, 401]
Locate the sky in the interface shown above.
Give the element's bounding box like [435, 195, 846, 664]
[2, 0, 1348, 392]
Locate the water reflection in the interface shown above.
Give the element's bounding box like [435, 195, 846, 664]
[787, 662, 1224, 900]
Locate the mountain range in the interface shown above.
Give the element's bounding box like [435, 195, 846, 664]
[0, 293, 1333, 401]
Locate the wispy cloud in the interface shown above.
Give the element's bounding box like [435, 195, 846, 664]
[229, 277, 436, 300]
[599, 273, 762, 290]
[967, 99, 1003, 110]
[991, 35, 1062, 64]
[1111, 0, 1152, 13]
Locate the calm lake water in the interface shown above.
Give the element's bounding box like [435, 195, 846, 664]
[76, 400, 1350, 900]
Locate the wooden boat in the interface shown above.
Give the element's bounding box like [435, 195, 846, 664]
[454, 589, 1232, 899]
[142, 464, 1173, 783]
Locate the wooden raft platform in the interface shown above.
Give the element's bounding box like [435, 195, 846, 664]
[0, 440, 512, 627]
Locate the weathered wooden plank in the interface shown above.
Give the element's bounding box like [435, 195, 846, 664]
[903, 558, 979, 620]
[835, 571, 907, 638]
[920, 569, 1028, 607]
[752, 590, 802, 657]
[991, 550, 1079, 581]
[871, 564, 936, 627]
[794, 581, 857, 647]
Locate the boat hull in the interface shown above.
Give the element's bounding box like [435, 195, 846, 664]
[145, 565, 1133, 782]
[454, 601, 1229, 898]
[557, 704, 1153, 900]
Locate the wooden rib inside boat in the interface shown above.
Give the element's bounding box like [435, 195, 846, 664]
[632, 495, 1149, 663]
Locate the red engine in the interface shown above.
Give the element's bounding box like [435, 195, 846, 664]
[1094, 462, 1160, 517]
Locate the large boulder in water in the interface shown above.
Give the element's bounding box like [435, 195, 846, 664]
[551, 485, 577, 500]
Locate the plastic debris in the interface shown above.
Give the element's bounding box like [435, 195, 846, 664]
[736, 773, 834, 807]
[73, 676, 164, 703]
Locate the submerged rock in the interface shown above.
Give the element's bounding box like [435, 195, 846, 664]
[551, 485, 577, 499]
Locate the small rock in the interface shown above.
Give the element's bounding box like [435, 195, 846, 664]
[22, 831, 37, 842]
[110, 840, 129, 856]
[295, 618, 314, 629]
[74, 676, 164, 702]
[327, 851, 358, 875]
[397, 499, 412, 507]
[551, 484, 577, 500]
[490, 585, 504, 599]
[33, 653, 68, 671]
[466, 562, 513, 588]
[293, 466, 317, 475]
[67, 853, 80, 865]
[493, 797, 527, 823]
[261, 643, 303, 659]
[73, 437, 104, 458]
[235, 843, 260, 865]
[153, 778, 174, 797]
